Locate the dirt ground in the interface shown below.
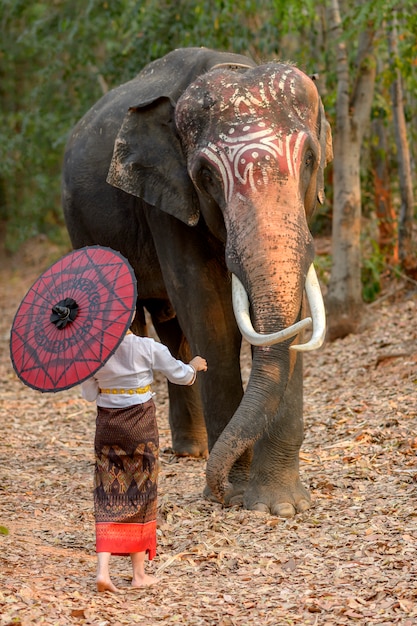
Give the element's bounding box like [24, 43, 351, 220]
[0, 238, 416, 626]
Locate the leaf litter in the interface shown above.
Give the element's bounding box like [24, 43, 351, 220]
[0, 240, 416, 625]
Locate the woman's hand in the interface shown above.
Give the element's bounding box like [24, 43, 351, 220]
[190, 356, 208, 372]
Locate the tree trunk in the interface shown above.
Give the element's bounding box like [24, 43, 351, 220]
[326, 0, 376, 341]
[388, 12, 416, 277]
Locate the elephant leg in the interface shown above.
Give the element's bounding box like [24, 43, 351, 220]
[166, 380, 208, 457]
[173, 285, 243, 456]
[149, 307, 208, 458]
[240, 354, 311, 517]
[131, 301, 148, 336]
[184, 300, 246, 501]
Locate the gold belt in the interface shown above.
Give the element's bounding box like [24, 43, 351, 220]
[99, 385, 151, 395]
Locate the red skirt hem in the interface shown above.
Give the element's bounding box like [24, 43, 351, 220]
[95, 521, 157, 559]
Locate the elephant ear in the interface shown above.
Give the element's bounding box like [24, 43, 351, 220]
[106, 48, 256, 226]
[316, 100, 333, 205]
[107, 95, 200, 226]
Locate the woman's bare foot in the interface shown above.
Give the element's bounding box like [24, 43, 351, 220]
[131, 573, 159, 588]
[96, 576, 119, 593]
[130, 551, 159, 588]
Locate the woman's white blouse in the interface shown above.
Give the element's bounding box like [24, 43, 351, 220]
[81, 333, 196, 408]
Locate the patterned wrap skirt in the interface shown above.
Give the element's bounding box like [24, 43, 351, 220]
[94, 399, 159, 558]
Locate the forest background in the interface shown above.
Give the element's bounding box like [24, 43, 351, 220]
[1, 0, 416, 339]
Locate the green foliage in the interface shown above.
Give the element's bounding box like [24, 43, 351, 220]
[0, 0, 415, 270]
[361, 240, 385, 302]
[0, 0, 113, 250]
[98, 0, 321, 80]
[0, 0, 323, 251]
[314, 253, 332, 286]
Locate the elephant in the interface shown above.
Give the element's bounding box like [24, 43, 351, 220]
[62, 47, 333, 517]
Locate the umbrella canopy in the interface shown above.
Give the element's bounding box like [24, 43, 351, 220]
[10, 246, 137, 393]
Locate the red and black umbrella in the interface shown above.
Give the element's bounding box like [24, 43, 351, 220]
[10, 246, 137, 393]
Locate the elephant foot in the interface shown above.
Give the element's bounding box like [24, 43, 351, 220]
[243, 478, 311, 518]
[169, 439, 208, 459]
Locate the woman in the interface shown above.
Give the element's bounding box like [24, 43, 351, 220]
[82, 330, 207, 592]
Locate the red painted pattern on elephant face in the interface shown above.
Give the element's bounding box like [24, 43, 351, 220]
[201, 125, 308, 203]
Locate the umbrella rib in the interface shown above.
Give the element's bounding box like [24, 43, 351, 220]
[11, 246, 137, 392]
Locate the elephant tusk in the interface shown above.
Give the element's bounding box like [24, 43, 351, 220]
[232, 275, 313, 347]
[290, 264, 326, 352]
[231, 263, 326, 351]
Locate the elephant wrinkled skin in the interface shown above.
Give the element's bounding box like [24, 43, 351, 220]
[62, 47, 333, 517]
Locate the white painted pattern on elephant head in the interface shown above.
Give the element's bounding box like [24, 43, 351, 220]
[202, 127, 307, 203]
[199, 67, 310, 202]
[214, 69, 305, 119]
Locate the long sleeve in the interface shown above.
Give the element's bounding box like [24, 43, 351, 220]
[79, 334, 197, 409]
[150, 341, 196, 385]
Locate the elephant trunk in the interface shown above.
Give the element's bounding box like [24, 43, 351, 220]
[206, 191, 321, 501]
[206, 345, 291, 501]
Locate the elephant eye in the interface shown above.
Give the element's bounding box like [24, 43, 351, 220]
[195, 163, 225, 206]
[201, 168, 212, 183]
[305, 150, 315, 168]
[198, 167, 217, 193]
